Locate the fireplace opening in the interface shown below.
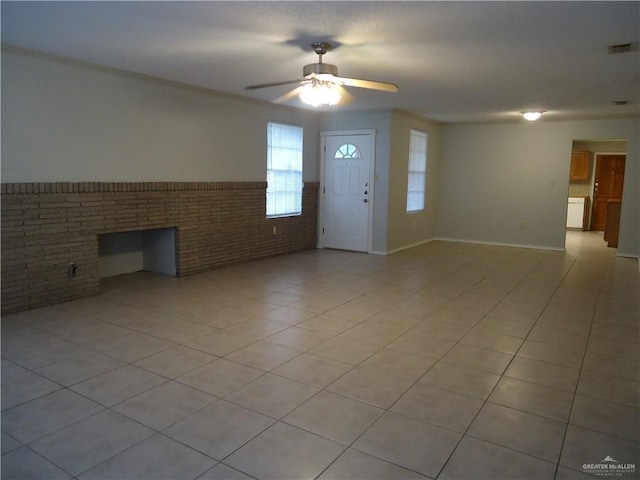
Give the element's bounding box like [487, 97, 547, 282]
[98, 228, 176, 278]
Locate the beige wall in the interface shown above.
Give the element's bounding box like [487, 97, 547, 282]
[1, 49, 320, 183]
[439, 119, 639, 256]
[387, 111, 441, 253]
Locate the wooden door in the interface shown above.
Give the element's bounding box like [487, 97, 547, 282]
[590, 154, 625, 231]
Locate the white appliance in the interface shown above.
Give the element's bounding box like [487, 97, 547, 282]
[567, 197, 586, 229]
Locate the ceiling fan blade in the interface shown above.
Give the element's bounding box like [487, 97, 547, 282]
[272, 86, 304, 104]
[245, 79, 302, 90]
[338, 77, 399, 93]
[335, 85, 355, 106]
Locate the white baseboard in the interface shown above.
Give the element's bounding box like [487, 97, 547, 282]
[369, 238, 436, 256]
[434, 237, 565, 252]
[386, 238, 436, 255]
[616, 251, 639, 259]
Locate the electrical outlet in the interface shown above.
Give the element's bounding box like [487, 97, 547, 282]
[272, 226, 277, 235]
[519, 222, 525, 230]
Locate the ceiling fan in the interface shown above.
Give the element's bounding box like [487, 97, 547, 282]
[245, 42, 399, 107]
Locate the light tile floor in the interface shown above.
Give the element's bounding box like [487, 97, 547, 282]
[2, 231, 639, 479]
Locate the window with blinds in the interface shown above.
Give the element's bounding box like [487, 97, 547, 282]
[406, 129, 427, 213]
[266, 122, 303, 217]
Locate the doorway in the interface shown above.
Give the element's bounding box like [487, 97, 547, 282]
[319, 130, 375, 252]
[566, 139, 627, 250]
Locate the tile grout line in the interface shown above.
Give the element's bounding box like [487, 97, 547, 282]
[551, 245, 609, 480]
[2, 237, 637, 479]
[432, 248, 580, 479]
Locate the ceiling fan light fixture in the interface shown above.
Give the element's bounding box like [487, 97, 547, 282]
[522, 111, 543, 121]
[246, 41, 397, 104]
[299, 80, 341, 107]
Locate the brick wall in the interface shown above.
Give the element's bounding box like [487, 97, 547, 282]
[1, 182, 319, 314]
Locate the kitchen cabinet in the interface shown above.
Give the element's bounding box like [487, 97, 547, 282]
[570, 151, 591, 181]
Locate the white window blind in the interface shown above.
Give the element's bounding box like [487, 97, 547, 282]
[267, 122, 303, 217]
[406, 129, 427, 212]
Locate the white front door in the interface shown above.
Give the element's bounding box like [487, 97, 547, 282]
[321, 132, 374, 252]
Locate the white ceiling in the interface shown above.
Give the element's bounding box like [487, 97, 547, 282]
[2, 1, 639, 123]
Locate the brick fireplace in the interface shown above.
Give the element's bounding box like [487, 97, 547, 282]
[1, 181, 319, 314]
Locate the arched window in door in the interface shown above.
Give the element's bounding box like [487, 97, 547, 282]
[334, 143, 362, 159]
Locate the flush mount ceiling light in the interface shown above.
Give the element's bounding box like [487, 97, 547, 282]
[522, 111, 543, 121]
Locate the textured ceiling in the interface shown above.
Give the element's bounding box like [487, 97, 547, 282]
[2, 1, 639, 123]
